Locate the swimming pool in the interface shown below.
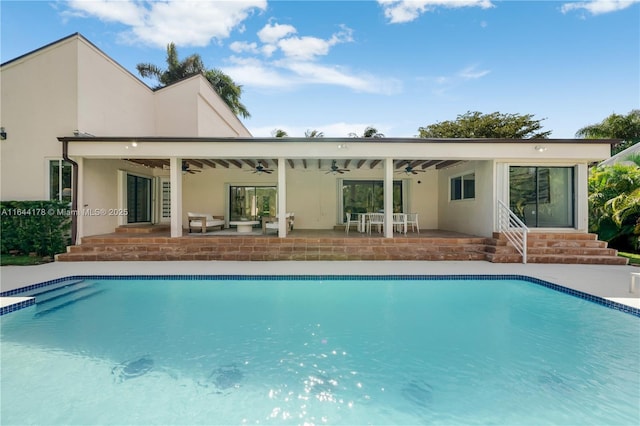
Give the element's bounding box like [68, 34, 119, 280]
[1, 275, 639, 425]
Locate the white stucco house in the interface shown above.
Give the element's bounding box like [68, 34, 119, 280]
[0, 34, 623, 263]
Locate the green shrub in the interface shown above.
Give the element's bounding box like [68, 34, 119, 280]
[1, 200, 71, 257]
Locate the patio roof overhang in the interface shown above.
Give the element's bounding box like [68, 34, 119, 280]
[58, 137, 617, 169]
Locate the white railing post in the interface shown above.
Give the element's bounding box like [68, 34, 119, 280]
[497, 200, 529, 264]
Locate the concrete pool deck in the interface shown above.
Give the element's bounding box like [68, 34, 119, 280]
[1, 261, 639, 311]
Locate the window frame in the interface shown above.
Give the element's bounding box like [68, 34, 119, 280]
[48, 159, 73, 202]
[449, 172, 476, 201]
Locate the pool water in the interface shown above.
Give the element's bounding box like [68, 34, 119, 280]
[1, 277, 639, 425]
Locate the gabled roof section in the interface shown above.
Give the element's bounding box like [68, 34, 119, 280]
[1, 32, 148, 87]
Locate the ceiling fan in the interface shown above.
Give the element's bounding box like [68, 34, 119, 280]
[397, 165, 426, 175]
[251, 161, 274, 174]
[182, 160, 201, 174]
[326, 160, 350, 174]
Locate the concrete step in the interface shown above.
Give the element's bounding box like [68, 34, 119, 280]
[115, 225, 170, 233]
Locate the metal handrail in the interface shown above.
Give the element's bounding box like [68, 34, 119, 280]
[497, 200, 529, 264]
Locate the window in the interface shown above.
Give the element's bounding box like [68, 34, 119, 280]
[49, 160, 72, 201]
[229, 186, 277, 221]
[509, 166, 574, 228]
[342, 180, 403, 216]
[450, 173, 475, 200]
[127, 174, 152, 223]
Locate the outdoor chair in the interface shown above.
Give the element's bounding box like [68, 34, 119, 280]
[367, 213, 384, 234]
[187, 212, 225, 233]
[345, 213, 358, 234]
[392, 213, 407, 235]
[406, 213, 419, 233]
[262, 213, 295, 235]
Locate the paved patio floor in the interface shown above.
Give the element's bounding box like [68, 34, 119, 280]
[1, 261, 638, 310]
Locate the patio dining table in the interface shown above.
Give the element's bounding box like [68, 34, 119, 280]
[354, 212, 408, 234]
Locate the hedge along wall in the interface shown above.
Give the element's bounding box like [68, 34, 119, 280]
[1, 201, 72, 257]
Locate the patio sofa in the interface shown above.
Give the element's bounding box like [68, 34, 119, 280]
[187, 212, 225, 233]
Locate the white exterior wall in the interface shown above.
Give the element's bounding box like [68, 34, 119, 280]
[438, 161, 495, 237]
[76, 40, 155, 136]
[154, 77, 251, 137]
[407, 169, 439, 230]
[178, 163, 438, 230]
[0, 38, 79, 200]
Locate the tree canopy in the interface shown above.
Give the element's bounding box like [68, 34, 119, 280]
[349, 126, 384, 138]
[137, 43, 250, 118]
[305, 129, 324, 138]
[418, 111, 551, 139]
[589, 163, 640, 251]
[271, 129, 288, 137]
[576, 110, 640, 155]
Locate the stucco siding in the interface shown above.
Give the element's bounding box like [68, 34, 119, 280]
[179, 164, 437, 230]
[438, 161, 495, 237]
[76, 40, 155, 136]
[154, 79, 199, 137]
[1, 38, 79, 200]
[195, 78, 251, 137]
[154, 76, 251, 137]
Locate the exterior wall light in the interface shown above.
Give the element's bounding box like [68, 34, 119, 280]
[534, 145, 547, 152]
[0, 127, 6, 140]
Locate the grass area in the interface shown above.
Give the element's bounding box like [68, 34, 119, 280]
[0, 254, 52, 266]
[619, 252, 640, 265]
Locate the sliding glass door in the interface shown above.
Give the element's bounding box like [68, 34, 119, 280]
[229, 186, 277, 221]
[509, 166, 574, 228]
[342, 180, 403, 216]
[127, 174, 152, 223]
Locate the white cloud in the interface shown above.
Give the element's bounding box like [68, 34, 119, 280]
[257, 22, 297, 43]
[458, 65, 490, 80]
[284, 61, 401, 94]
[377, 0, 494, 24]
[64, 0, 267, 47]
[561, 0, 640, 15]
[226, 23, 386, 94]
[431, 64, 490, 96]
[229, 41, 259, 54]
[275, 26, 352, 61]
[225, 56, 402, 95]
[223, 56, 295, 88]
[277, 36, 334, 60]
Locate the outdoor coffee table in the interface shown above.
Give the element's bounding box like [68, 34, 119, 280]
[229, 220, 260, 233]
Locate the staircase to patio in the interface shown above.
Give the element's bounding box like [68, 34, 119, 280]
[55, 229, 628, 264]
[55, 230, 490, 261]
[486, 232, 628, 265]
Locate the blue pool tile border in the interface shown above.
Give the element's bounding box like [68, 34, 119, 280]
[0, 298, 35, 316]
[1, 274, 638, 317]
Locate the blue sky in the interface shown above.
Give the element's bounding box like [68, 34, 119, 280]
[2, 0, 639, 138]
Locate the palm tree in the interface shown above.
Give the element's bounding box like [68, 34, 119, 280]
[271, 129, 288, 137]
[348, 126, 384, 138]
[137, 43, 250, 118]
[305, 129, 324, 138]
[576, 110, 640, 155]
[589, 163, 640, 250]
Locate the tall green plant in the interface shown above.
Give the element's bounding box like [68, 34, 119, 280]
[1, 201, 71, 257]
[137, 43, 250, 118]
[588, 164, 640, 251]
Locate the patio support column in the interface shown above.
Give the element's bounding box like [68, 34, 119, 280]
[277, 158, 287, 238]
[75, 157, 85, 244]
[384, 157, 394, 238]
[169, 157, 183, 238]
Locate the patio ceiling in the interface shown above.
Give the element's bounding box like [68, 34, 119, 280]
[125, 158, 465, 172]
